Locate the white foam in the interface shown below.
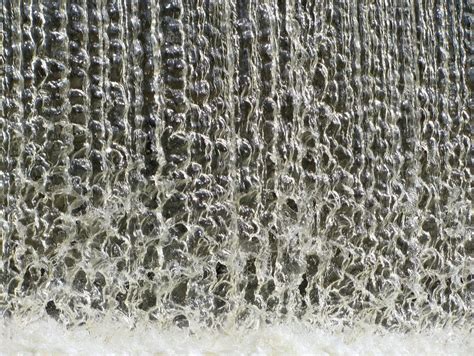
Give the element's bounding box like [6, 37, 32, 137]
[1, 319, 471, 355]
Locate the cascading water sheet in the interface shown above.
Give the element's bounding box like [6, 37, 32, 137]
[0, 0, 472, 353]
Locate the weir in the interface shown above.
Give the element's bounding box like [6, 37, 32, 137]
[0, 0, 472, 336]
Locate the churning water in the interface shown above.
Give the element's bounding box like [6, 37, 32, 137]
[0, 0, 472, 354]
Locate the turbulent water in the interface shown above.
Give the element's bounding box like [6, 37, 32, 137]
[2, 320, 473, 355]
[0, 0, 472, 348]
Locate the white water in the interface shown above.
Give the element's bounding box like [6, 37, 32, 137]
[1, 320, 472, 355]
[1, 0, 472, 353]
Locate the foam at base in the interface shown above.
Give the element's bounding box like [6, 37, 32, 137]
[1, 319, 471, 355]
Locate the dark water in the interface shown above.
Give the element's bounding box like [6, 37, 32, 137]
[1, 0, 472, 332]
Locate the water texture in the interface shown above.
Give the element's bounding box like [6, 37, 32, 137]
[0, 0, 472, 333]
[2, 320, 473, 355]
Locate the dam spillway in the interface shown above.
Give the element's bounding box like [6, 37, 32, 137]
[0, 0, 472, 347]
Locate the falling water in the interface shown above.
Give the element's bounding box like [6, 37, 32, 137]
[0, 0, 472, 353]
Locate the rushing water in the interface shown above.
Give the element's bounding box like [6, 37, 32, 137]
[0, 0, 472, 352]
[1, 319, 473, 355]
